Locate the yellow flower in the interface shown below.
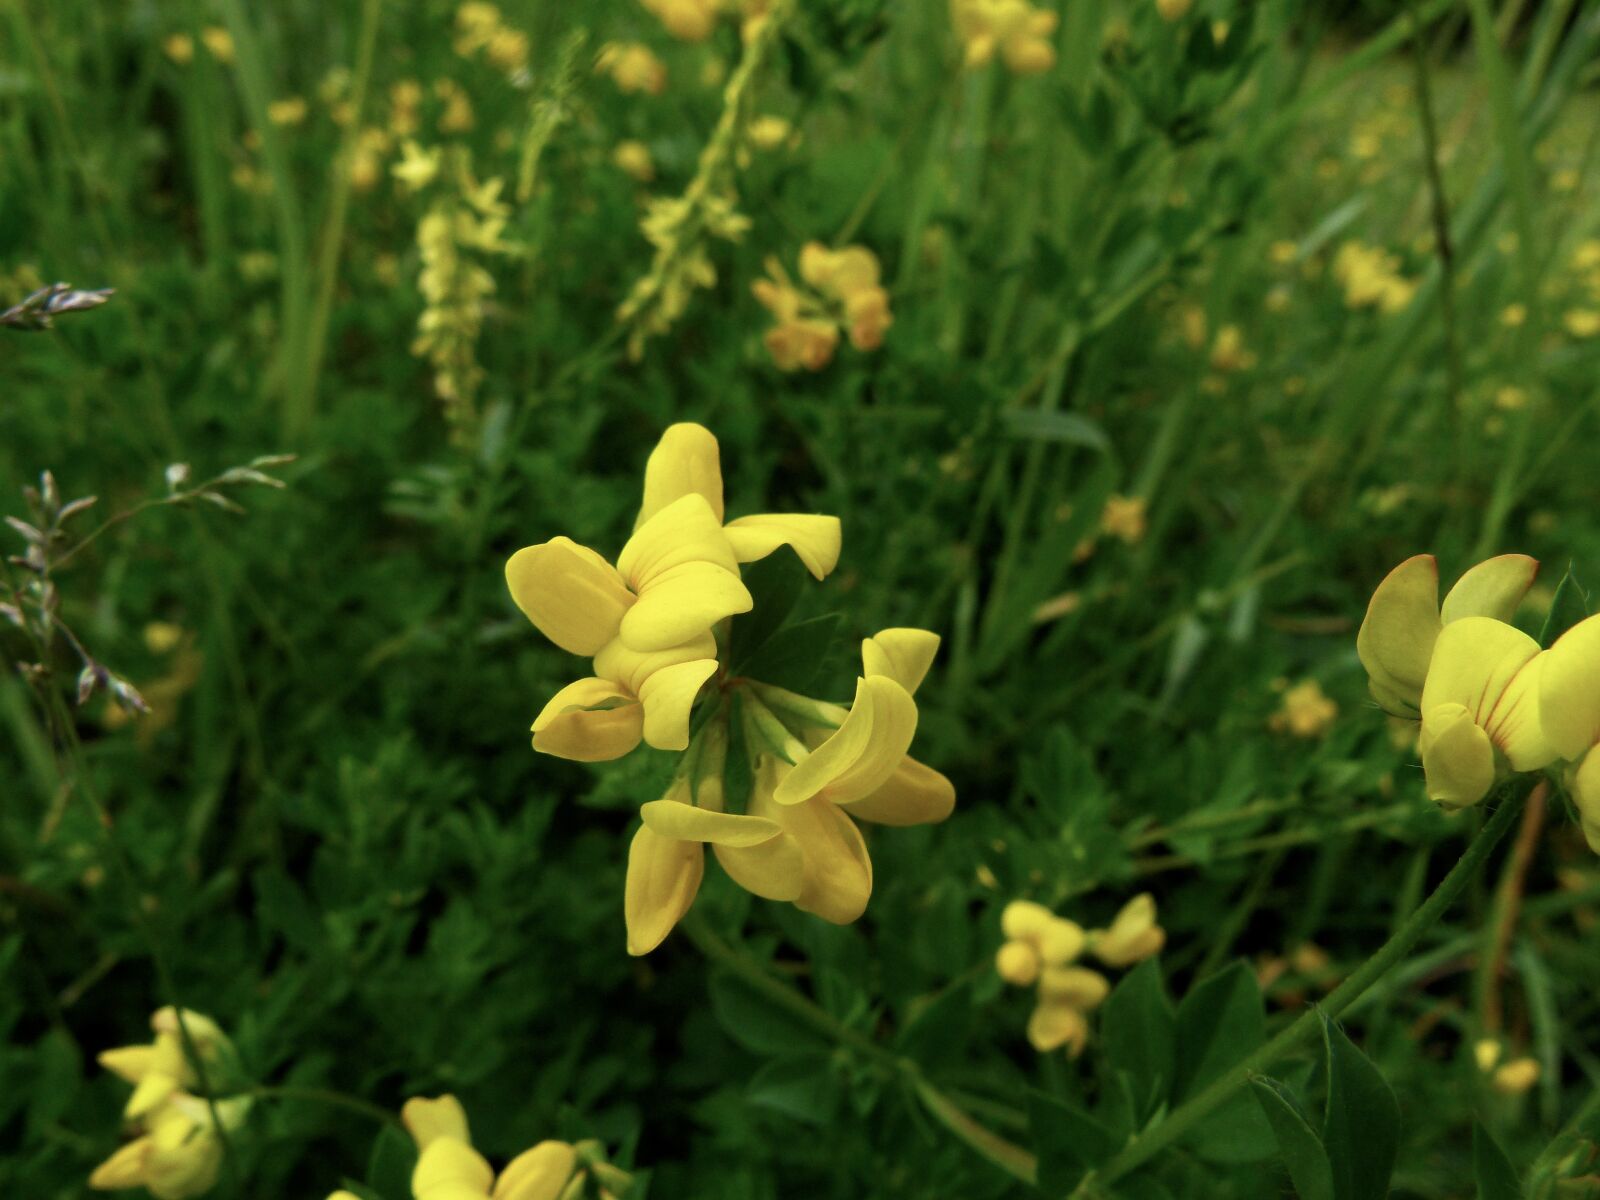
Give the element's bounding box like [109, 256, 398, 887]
[1156, 0, 1192, 20]
[1356, 553, 1539, 717]
[435, 79, 474, 133]
[392, 141, 442, 191]
[612, 140, 656, 183]
[1492, 1057, 1541, 1096]
[747, 115, 794, 151]
[98, 1008, 232, 1121]
[163, 34, 195, 64]
[1534, 613, 1600, 850]
[1100, 495, 1147, 545]
[1269, 680, 1338, 738]
[995, 900, 1086, 986]
[200, 26, 234, 63]
[1029, 966, 1110, 1056]
[1333, 241, 1415, 314]
[597, 42, 668, 95]
[1563, 309, 1600, 338]
[950, 0, 1059, 75]
[754, 244, 892, 369]
[402, 1095, 584, 1200]
[90, 1095, 248, 1200]
[267, 96, 308, 126]
[1209, 324, 1256, 372]
[1088, 894, 1165, 968]
[1500, 302, 1527, 328]
[487, 28, 530, 72]
[643, 0, 721, 41]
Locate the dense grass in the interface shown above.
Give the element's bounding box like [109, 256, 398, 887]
[6, 1, 1600, 1197]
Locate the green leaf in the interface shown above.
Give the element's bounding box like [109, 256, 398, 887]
[365, 1122, 418, 1200]
[746, 1054, 839, 1125]
[1321, 1014, 1400, 1200]
[738, 612, 843, 693]
[1028, 1091, 1120, 1192]
[999, 408, 1111, 453]
[253, 867, 328, 955]
[708, 970, 833, 1058]
[1250, 1076, 1335, 1200]
[1537, 564, 1589, 649]
[728, 549, 809, 671]
[1473, 1121, 1522, 1200]
[1100, 960, 1176, 1117]
[1174, 960, 1265, 1100]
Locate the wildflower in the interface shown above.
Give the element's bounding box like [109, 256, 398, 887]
[199, 26, 234, 62]
[612, 140, 656, 183]
[393, 141, 442, 191]
[1268, 239, 1297, 266]
[1333, 241, 1415, 314]
[1100, 495, 1147, 545]
[1270, 680, 1338, 738]
[1534, 613, 1600, 850]
[643, 0, 721, 41]
[1494, 385, 1529, 411]
[435, 79, 474, 133]
[1209, 324, 1256, 372]
[390, 79, 424, 136]
[402, 1095, 624, 1200]
[1563, 309, 1600, 338]
[348, 128, 391, 191]
[1500, 302, 1527, 328]
[597, 42, 668, 95]
[1356, 553, 1539, 717]
[267, 96, 308, 126]
[454, 1, 503, 55]
[950, 0, 1059, 75]
[1029, 966, 1110, 1056]
[747, 115, 793, 151]
[163, 34, 194, 64]
[90, 1094, 250, 1200]
[487, 28, 530, 72]
[1088, 894, 1166, 967]
[752, 243, 892, 370]
[995, 899, 1086, 986]
[1156, 0, 1192, 20]
[98, 1008, 234, 1120]
[1492, 1058, 1541, 1096]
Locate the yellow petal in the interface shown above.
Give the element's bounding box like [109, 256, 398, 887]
[641, 800, 783, 846]
[1000, 899, 1054, 941]
[713, 835, 806, 901]
[1038, 966, 1111, 1010]
[1539, 613, 1600, 760]
[593, 631, 717, 696]
[505, 539, 634, 657]
[1091, 894, 1165, 968]
[838, 755, 955, 826]
[98, 1044, 159, 1085]
[1355, 554, 1439, 716]
[1486, 652, 1552, 771]
[413, 1137, 495, 1200]
[617, 493, 739, 587]
[619, 561, 752, 653]
[752, 772, 872, 924]
[1037, 917, 1087, 966]
[530, 678, 643, 762]
[995, 940, 1041, 986]
[638, 423, 724, 528]
[624, 825, 704, 956]
[774, 676, 918, 806]
[125, 1071, 181, 1120]
[1418, 702, 1496, 810]
[1570, 750, 1600, 854]
[494, 1141, 578, 1200]
[402, 1095, 471, 1152]
[90, 1137, 152, 1190]
[1026, 1001, 1089, 1056]
[637, 659, 719, 751]
[1422, 617, 1552, 769]
[1439, 554, 1539, 625]
[860, 628, 941, 695]
[724, 514, 842, 580]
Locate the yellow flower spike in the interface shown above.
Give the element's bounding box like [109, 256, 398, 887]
[505, 538, 636, 657]
[624, 824, 705, 956]
[1537, 613, 1600, 761]
[1038, 966, 1111, 1010]
[402, 1094, 472, 1150]
[751, 757, 873, 924]
[862, 628, 940, 695]
[1026, 1001, 1090, 1056]
[1090, 894, 1166, 968]
[1420, 617, 1553, 779]
[530, 678, 643, 762]
[773, 675, 918, 806]
[1357, 553, 1539, 716]
[616, 494, 752, 652]
[494, 1141, 581, 1200]
[414, 1136, 496, 1200]
[995, 940, 1041, 986]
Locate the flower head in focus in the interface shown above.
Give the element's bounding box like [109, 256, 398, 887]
[950, 0, 1058, 74]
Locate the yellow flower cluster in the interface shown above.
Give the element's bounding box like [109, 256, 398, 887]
[597, 42, 669, 96]
[995, 896, 1165, 1056]
[394, 1095, 630, 1200]
[90, 1009, 249, 1200]
[751, 243, 892, 372]
[1358, 553, 1600, 842]
[642, 0, 721, 41]
[162, 27, 234, 66]
[1332, 240, 1416, 314]
[950, 0, 1059, 74]
[454, 2, 531, 72]
[1269, 680, 1338, 739]
[506, 425, 955, 953]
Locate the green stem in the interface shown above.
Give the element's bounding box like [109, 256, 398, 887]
[680, 915, 1038, 1186]
[246, 1084, 403, 1130]
[1084, 785, 1530, 1189]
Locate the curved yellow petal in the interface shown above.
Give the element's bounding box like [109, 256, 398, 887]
[773, 676, 918, 806]
[638, 800, 777, 846]
[1420, 617, 1540, 724]
[1485, 652, 1552, 771]
[505, 538, 634, 657]
[861, 629, 941, 696]
[594, 631, 716, 696]
[995, 941, 1041, 986]
[402, 1095, 471, 1152]
[1026, 1001, 1089, 1056]
[838, 756, 955, 826]
[752, 772, 872, 923]
[413, 1138, 494, 1200]
[724, 514, 842, 580]
[125, 1071, 182, 1120]
[530, 678, 643, 762]
[638, 422, 724, 528]
[636, 658, 719, 751]
[1037, 917, 1087, 966]
[619, 561, 752, 653]
[1000, 899, 1054, 941]
[617, 493, 739, 587]
[494, 1141, 578, 1200]
[1418, 702, 1496, 810]
[624, 825, 704, 956]
[1570, 751, 1600, 854]
[89, 1137, 152, 1190]
[1037, 966, 1110, 1010]
[98, 1044, 159, 1085]
[1090, 894, 1165, 968]
[1440, 554, 1539, 625]
[714, 835, 806, 902]
[1539, 613, 1600, 760]
[1355, 554, 1439, 716]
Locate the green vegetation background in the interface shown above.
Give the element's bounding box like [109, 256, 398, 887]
[4, 0, 1600, 1196]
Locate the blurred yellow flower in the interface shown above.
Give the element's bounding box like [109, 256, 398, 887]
[612, 139, 656, 182]
[435, 79, 474, 133]
[90, 1094, 249, 1200]
[267, 96, 308, 126]
[1156, 0, 1192, 20]
[1333, 241, 1415, 314]
[597, 42, 668, 95]
[1088, 894, 1165, 968]
[1494, 385, 1529, 411]
[1500, 302, 1527, 328]
[1535, 613, 1600, 851]
[1269, 680, 1338, 738]
[950, 0, 1058, 74]
[995, 899, 1085, 986]
[392, 141, 441, 191]
[1208, 324, 1256, 372]
[1492, 1057, 1541, 1095]
[390, 79, 423, 136]
[1100, 495, 1147, 545]
[98, 1008, 232, 1120]
[643, 0, 721, 41]
[1563, 308, 1600, 338]
[753, 242, 892, 370]
[1572, 239, 1600, 271]
[163, 34, 194, 65]
[402, 1095, 596, 1200]
[200, 26, 234, 63]
[748, 114, 794, 151]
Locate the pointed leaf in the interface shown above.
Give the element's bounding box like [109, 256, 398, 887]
[1175, 961, 1266, 1099]
[1473, 1120, 1521, 1200]
[1538, 565, 1589, 649]
[1321, 1014, 1400, 1200]
[1100, 960, 1177, 1117]
[1250, 1076, 1335, 1200]
[1028, 1091, 1120, 1193]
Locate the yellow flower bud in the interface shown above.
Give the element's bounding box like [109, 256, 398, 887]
[995, 939, 1041, 986]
